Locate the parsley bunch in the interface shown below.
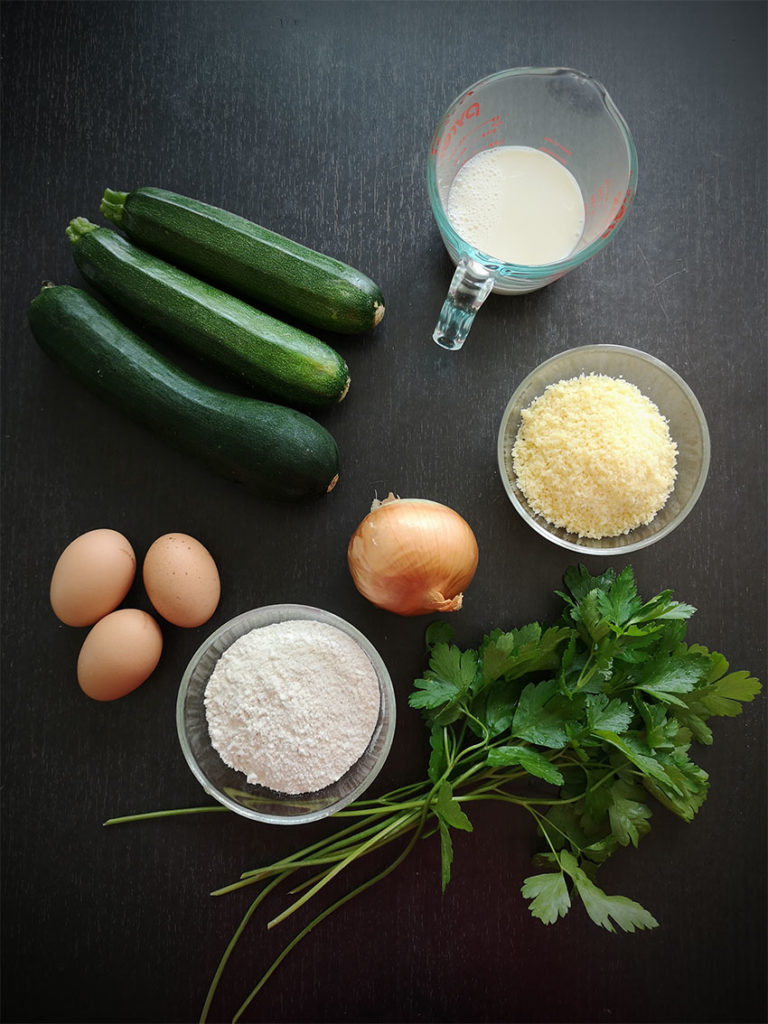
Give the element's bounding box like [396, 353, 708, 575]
[108, 565, 761, 1021]
[409, 563, 760, 930]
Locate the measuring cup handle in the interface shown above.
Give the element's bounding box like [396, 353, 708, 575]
[432, 257, 494, 351]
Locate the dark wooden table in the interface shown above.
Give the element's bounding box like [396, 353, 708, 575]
[2, 3, 766, 1022]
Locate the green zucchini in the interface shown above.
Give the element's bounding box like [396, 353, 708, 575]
[66, 219, 349, 409]
[100, 187, 385, 335]
[28, 284, 340, 501]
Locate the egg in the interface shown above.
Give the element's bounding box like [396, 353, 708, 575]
[50, 529, 137, 626]
[77, 608, 163, 701]
[142, 533, 221, 628]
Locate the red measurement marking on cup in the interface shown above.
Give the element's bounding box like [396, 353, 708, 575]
[432, 101, 481, 159]
[451, 121, 504, 167]
[588, 181, 616, 219]
[539, 147, 567, 165]
[601, 187, 631, 238]
[480, 115, 503, 142]
[544, 136, 572, 155]
[539, 136, 572, 165]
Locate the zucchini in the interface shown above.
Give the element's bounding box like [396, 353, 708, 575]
[66, 219, 349, 409]
[100, 187, 385, 335]
[28, 284, 340, 501]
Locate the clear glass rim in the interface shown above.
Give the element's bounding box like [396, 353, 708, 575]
[496, 344, 711, 555]
[426, 66, 639, 278]
[176, 604, 397, 825]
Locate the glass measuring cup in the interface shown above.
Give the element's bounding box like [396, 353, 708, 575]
[427, 67, 638, 350]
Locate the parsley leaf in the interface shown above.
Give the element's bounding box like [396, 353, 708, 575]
[682, 645, 761, 717]
[408, 643, 477, 724]
[634, 652, 712, 706]
[521, 870, 571, 924]
[437, 820, 453, 893]
[593, 730, 678, 791]
[427, 725, 448, 784]
[574, 589, 614, 644]
[561, 851, 659, 933]
[471, 679, 520, 738]
[435, 780, 472, 832]
[511, 679, 570, 748]
[596, 565, 644, 627]
[628, 592, 696, 626]
[606, 780, 653, 847]
[433, 781, 472, 892]
[479, 625, 571, 690]
[586, 694, 634, 733]
[409, 676, 461, 710]
[641, 750, 709, 821]
[425, 621, 455, 649]
[559, 564, 617, 606]
[633, 696, 674, 750]
[486, 744, 564, 786]
[429, 643, 478, 693]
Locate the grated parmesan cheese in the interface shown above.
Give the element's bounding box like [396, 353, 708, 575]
[510, 373, 678, 539]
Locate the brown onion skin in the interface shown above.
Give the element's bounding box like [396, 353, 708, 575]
[347, 497, 479, 616]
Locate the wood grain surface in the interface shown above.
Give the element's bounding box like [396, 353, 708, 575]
[1, 2, 766, 1023]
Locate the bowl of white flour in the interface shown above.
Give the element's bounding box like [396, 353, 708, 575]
[176, 604, 396, 824]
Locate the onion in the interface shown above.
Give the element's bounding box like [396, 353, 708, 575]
[347, 493, 479, 616]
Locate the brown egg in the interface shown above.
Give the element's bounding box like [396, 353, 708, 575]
[142, 533, 221, 628]
[50, 529, 136, 626]
[77, 608, 163, 701]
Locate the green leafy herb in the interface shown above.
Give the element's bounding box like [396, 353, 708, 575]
[105, 565, 761, 1022]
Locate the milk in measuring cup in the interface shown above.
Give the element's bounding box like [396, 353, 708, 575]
[446, 146, 585, 266]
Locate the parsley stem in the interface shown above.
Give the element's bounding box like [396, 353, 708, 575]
[351, 777, 432, 806]
[457, 704, 490, 741]
[230, 807, 431, 1024]
[266, 812, 415, 929]
[447, 759, 491, 792]
[226, 798, 434, 899]
[236, 809, 405, 881]
[528, 803, 580, 861]
[333, 795, 431, 816]
[199, 870, 289, 1024]
[288, 813, 422, 896]
[103, 805, 227, 825]
[460, 791, 538, 808]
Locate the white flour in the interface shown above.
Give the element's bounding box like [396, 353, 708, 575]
[204, 619, 381, 795]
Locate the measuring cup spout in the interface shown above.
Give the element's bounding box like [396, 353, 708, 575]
[433, 257, 494, 350]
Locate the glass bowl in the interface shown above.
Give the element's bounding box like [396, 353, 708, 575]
[177, 604, 396, 825]
[497, 345, 710, 554]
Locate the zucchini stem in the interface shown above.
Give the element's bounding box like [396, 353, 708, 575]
[65, 217, 99, 244]
[100, 188, 129, 226]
